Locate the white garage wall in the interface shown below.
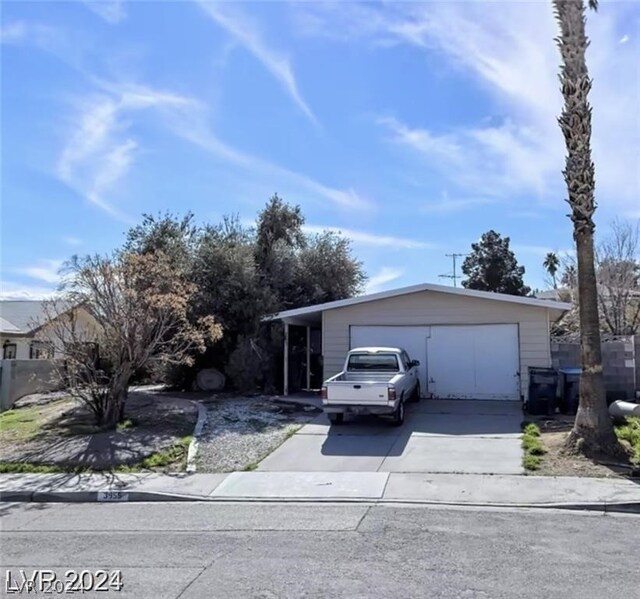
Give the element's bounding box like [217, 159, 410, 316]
[322, 290, 553, 402]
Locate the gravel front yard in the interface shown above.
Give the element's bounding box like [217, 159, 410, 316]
[196, 396, 321, 472]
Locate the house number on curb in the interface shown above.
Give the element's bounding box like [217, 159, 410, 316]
[97, 490, 129, 502]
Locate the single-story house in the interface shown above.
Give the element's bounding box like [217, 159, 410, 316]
[0, 300, 96, 360]
[269, 282, 571, 402]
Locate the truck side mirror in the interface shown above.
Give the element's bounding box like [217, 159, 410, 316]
[411, 360, 420, 367]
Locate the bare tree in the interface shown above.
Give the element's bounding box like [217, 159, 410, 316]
[597, 219, 640, 335]
[553, 0, 622, 456]
[39, 251, 222, 428]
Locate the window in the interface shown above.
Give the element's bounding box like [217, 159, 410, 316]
[29, 341, 53, 359]
[347, 353, 399, 372]
[3, 343, 17, 359]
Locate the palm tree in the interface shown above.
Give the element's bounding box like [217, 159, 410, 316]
[553, 0, 622, 456]
[543, 252, 560, 289]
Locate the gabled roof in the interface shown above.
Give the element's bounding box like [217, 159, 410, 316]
[0, 316, 21, 333]
[268, 282, 572, 321]
[0, 300, 69, 334]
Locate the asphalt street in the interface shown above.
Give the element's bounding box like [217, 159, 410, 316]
[1, 501, 638, 599]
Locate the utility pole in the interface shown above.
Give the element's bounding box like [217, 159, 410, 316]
[438, 253, 467, 287]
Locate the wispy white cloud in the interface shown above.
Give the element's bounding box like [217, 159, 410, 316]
[419, 191, 497, 215]
[303, 224, 432, 249]
[62, 236, 83, 246]
[299, 2, 640, 215]
[1, 21, 27, 43]
[57, 79, 368, 218]
[0, 281, 58, 301]
[167, 105, 372, 211]
[364, 267, 404, 294]
[197, 1, 317, 126]
[15, 259, 64, 284]
[82, 1, 127, 24]
[1, 20, 62, 49]
[379, 115, 560, 200]
[57, 84, 198, 221]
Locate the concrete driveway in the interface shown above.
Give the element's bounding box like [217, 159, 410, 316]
[258, 399, 524, 475]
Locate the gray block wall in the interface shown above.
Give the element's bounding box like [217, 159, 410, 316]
[551, 336, 638, 401]
[0, 359, 61, 411]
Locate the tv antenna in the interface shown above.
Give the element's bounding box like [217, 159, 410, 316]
[438, 253, 467, 287]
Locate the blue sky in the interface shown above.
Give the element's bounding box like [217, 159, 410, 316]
[2, 1, 639, 299]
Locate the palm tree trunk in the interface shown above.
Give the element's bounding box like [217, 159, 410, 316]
[553, 0, 621, 456]
[569, 228, 618, 452]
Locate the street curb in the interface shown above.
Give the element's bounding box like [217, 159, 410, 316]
[2, 490, 638, 513]
[186, 401, 208, 473]
[0, 490, 208, 503]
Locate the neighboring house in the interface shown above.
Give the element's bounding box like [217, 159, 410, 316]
[269, 282, 571, 402]
[534, 289, 566, 301]
[0, 300, 97, 360]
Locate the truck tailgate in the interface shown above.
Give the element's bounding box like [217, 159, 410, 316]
[325, 381, 390, 404]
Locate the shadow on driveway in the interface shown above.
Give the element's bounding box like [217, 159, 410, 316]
[258, 399, 524, 474]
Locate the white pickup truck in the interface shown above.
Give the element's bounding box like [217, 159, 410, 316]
[320, 347, 421, 425]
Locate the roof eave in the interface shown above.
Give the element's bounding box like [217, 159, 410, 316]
[265, 283, 572, 322]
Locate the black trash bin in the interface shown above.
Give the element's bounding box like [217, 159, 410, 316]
[527, 367, 559, 416]
[559, 368, 581, 415]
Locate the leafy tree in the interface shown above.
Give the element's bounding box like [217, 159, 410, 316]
[192, 216, 272, 345]
[553, 0, 622, 456]
[123, 212, 198, 274]
[461, 230, 530, 296]
[295, 231, 366, 306]
[255, 194, 305, 271]
[42, 251, 221, 427]
[117, 197, 366, 392]
[543, 252, 560, 289]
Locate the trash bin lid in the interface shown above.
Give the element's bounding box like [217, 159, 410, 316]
[559, 367, 582, 375]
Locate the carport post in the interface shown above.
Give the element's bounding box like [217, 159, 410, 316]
[283, 321, 289, 396]
[306, 325, 311, 390]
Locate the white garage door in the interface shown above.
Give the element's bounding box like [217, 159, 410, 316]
[350, 326, 430, 397]
[428, 324, 520, 400]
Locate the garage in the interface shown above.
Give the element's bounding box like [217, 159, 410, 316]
[350, 324, 520, 400]
[269, 282, 570, 402]
[427, 324, 519, 400]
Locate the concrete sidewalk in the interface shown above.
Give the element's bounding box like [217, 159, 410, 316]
[1, 471, 639, 512]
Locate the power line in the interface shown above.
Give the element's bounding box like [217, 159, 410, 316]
[438, 253, 468, 287]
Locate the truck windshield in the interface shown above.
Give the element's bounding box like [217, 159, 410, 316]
[347, 353, 399, 371]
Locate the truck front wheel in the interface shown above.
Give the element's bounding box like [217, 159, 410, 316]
[328, 413, 344, 425]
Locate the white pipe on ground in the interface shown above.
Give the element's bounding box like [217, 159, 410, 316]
[609, 400, 640, 420]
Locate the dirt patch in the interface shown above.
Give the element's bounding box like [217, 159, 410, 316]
[0, 392, 198, 471]
[196, 396, 321, 472]
[531, 415, 638, 478]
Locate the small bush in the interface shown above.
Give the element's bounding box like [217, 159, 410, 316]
[615, 417, 640, 465]
[522, 422, 541, 437]
[116, 418, 135, 430]
[522, 422, 546, 471]
[523, 453, 541, 471]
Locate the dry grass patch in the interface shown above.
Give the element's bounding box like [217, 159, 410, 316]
[528, 414, 639, 478]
